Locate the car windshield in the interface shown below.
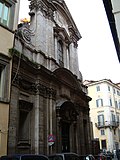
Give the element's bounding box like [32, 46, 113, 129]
[21, 156, 48, 160]
[64, 154, 80, 160]
[49, 155, 63, 160]
[49, 154, 80, 160]
[0, 158, 19, 160]
[0, 156, 48, 160]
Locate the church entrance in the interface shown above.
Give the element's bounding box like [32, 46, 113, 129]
[59, 101, 78, 153]
[61, 122, 70, 152]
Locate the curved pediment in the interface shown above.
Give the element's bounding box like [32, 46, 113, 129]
[51, 0, 81, 41]
[53, 68, 81, 90]
[29, 0, 81, 42]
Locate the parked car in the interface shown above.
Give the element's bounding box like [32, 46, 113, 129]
[48, 152, 80, 160]
[0, 154, 49, 160]
[85, 155, 95, 160]
[79, 154, 95, 160]
[94, 154, 112, 160]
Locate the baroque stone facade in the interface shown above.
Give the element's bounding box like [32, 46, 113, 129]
[8, 0, 92, 155]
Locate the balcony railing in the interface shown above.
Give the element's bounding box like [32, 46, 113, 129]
[95, 121, 119, 129]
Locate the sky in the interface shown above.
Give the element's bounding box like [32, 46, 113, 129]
[19, 0, 120, 83]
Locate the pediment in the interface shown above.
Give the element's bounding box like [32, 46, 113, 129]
[53, 68, 81, 90]
[51, 0, 81, 40]
[29, 0, 81, 41]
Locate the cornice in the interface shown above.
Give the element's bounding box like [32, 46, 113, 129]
[29, 0, 56, 20]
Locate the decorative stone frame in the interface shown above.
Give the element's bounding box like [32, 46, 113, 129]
[0, 53, 11, 102]
[54, 27, 71, 67]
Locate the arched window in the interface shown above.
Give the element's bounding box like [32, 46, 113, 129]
[58, 40, 64, 67]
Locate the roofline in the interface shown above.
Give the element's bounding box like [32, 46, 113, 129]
[84, 79, 120, 89]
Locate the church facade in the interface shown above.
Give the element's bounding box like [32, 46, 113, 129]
[8, 0, 92, 155]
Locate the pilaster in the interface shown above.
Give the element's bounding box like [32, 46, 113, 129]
[34, 94, 40, 154]
[78, 111, 86, 154]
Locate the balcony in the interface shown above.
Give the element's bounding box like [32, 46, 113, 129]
[95, 121, 119, 129]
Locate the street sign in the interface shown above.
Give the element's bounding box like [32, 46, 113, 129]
[48, 134, 55, 142]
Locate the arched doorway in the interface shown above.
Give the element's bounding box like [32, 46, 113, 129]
[58, 101, 78, 153]
[61, 121, 70, 152]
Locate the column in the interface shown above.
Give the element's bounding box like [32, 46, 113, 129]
[56, 106, 62, 153]
[69, 43, 74, 72]
[54, 37, 58, 62]
[49, 98, 53, 154]
[86, 113, 92, 153]
[34, 94, 39, 154]
[66, 45, 70, 70]
[63, 42, 67, 68]
[79, 111, 85, 154]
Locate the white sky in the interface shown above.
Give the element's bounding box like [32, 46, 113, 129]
[19, 0, 120, 83]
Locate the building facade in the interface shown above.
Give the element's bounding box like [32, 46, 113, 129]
[84, 79, 120, 152]
[7, 0, 92, 155]
[0, 0, 20, 156]
[102, 0, 120, 62]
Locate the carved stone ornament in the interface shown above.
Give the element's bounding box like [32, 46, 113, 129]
[32, 83, 56, 99]
[29, 0, 55, 20]
[68, 25, 80, 48]
[60, 107, 78, 122]
[12, 75, 56, 99]
[54, 27, 71, 44]
[17, 23, 31, 44]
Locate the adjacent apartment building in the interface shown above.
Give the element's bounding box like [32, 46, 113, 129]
[0, 0, 20, 156]
[84, 79, 120, 152]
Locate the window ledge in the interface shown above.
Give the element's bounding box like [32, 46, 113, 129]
[0, 23, 14, 33]
[0, 97, 9, 104]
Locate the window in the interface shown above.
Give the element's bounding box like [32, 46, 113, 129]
[114, 129, 116, 135]
[0, 54, 10, 101]
[118, 129, 120, 141]
[101, 129, 105, 135]
[0, 65, 5, 97]
[108, 86, 110, 91]
[119, 101, 120, 109]
[109, 98, 112, 106]
[98, 114, 104, 126]
[96, 86, 100, 91]
[96, 99, 103, 107]
[111, 113, 115, 122]
[115, 100, 118, 108]
[113, 88, 116, 94]
[0, 0, 15, 30]
[117, 115, 119, 123]
[0, 1, 9, 26]
[18, 100, 33, 144]
[117, 90, 120, 96]
[101, 140, 106, 149]
[58, 40, 64, 67]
